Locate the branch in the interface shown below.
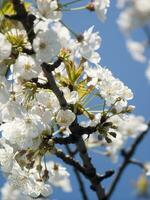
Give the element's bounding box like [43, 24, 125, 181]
[54, 148, 86, 175]
[41, 63, 110, 199]
[106, 122, 150, 199]
[73, 169, 89, 200]
[41, 57, 63, 72]
[128, 159, 144, 169]
[41, 56, 111, 199]
[75, 137, 106, 200]
[11, 0, 36, 44]
[52, 124, 98, 145]
[53, 135, 78, 144]
[41, 65, 68, 108]
[66, 144, 89, 200]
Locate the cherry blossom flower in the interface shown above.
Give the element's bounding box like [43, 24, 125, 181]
[0, 33, 12, 61]
[126, 40, 146, 63]
[36, 0, 62, 21]
[14, 54, 41, 80]
[0, 139, 14, 173]
[33, 29, 61, 63]
[56, 109, 76, 127]
[47, 161, 72, 192]
[74, 26, 101, 64]
[61, 87, 79, 105]
[93, 0, 110, 22]
[1, 114, 46, 150]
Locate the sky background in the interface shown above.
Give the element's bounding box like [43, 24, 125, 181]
[0, 0, 150, 200]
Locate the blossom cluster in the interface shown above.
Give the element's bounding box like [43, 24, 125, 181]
[0, 0, 149, 199]
[83, 114, 148, 162]
[117, 0, 150, 80]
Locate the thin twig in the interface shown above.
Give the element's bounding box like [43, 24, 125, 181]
[129, 159, 144, 169]
[74, 169, 89, 200]
[54, 148, 86, 175]
[106, 123, 150, 200]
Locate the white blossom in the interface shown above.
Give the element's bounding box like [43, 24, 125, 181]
[0, 139, 14, 173]
[93, 0, 110, 22]
[47, 161, 72, 192]
[117, 114, 148, 138]
[6, 28, 31, 49]
[0, 98, 23, 123]
[1, 182, 29, 200]
[14, 53, 41, 80]
[31, 105, 53, 125]
[126, 40, 146, 63]
[134, 0, 150, 19]
[56, 109, 76, 127]
[1, 114, 46, 150]
[0, 33, 12, 61]
[84, 132, 103, 148]
[117, 0, 150, 34]
[36, 0, 62, 21]
[36, 90, 60, 113]
[74, 26, 101, 64]
[8, 163, 52, 198]
[84, 64, 112, 86]
[52, 22, 72, 49]
[98, 73, 133, 107]
[27, 180, 52, 198]
[33, 29, 61, 63]
[0, 76, 10, 112]
[62, 87, 79, 104]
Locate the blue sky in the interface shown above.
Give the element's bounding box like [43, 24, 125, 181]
[0, 1, 150, 200]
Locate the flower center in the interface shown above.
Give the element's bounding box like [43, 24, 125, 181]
[24, 63, 31, 71]
[39, 42, 46, 49]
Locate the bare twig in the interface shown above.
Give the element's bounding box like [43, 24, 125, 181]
[129, 159, 144, 169]
[106, 122, 150, 200]
[54, 148, 86, 175]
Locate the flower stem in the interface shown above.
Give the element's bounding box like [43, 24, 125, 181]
[62, 5, 87, 11]
[60, 20, 78, 38]
[61, 0, 84, 7]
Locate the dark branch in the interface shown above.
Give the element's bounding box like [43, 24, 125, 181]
[54, 148, 86, 175]
[41, 58, 109, 199]
[42, 65, 68, 108]
[128, 159, 144, 169]
[41, 57, 63, 72]
[75, 137, 106, 200]
[66, 144, 89, 200]
[53, 135, 78, 144]
[99, 170, 115, 182]
[11, 0, 36, 44]
[53, 125, 97, 145]
[106, 122, 150, 199]
[73, 169, 89, 200]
